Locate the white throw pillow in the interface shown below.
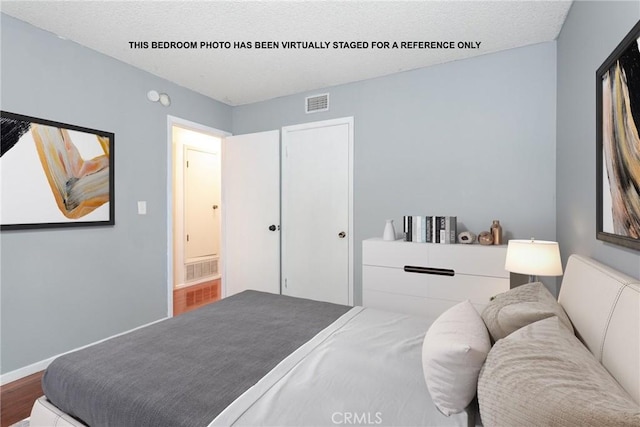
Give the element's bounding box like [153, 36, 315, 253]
[422, 300, 491, 416]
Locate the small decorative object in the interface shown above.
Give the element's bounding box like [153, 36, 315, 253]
[490, 220, 503, 245]
[478, 231, 494, 245]
[458, 231, 476, 244]
[383, 219, 397, 241]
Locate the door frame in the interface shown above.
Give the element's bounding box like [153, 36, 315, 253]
[281, 116, 355, 305]
[166, 115, 230, 317]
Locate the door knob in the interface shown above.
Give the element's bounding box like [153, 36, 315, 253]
[269, 224, 277, 231]
[338, 231, 346, 238]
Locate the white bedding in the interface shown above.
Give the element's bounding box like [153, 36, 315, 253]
[210, 307, 473, 427]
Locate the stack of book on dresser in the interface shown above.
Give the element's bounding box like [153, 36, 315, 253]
[403, 216, 457, 243]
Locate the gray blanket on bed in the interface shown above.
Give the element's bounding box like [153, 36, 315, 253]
[42, 290, 351, 427]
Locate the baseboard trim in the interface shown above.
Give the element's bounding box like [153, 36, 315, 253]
[0, 358, 53, 387]
[0, 316, 169, 386]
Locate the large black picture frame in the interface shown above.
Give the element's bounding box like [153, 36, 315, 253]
[596, 20, 640, 251]
[1, 111, 115, 230]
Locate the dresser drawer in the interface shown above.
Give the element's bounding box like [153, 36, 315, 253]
[428, 274, 509, 306]
[362, 239, 429, 268]
[363, 239, 508, 278]
[364, 265, 508, 306]
[362, 238, 512, 318]
[427, 244, 508, 278]
[363, 265, 429, 298]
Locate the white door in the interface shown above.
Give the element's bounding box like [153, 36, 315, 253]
[185, 148, 220, 259]
[281, 118, 353, 305]
[222, 130, 280, 297]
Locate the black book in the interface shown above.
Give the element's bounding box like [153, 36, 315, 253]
[404, 215, 412, 242]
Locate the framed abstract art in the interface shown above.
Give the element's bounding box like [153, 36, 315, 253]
[596, 20, 640, 251]
[1, 111, 114, 230]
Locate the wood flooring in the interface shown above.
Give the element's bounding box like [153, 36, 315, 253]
[173, 278, 221, 316]
[1, 371, 43, 427]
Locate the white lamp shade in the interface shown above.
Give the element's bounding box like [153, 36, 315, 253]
[505, 239, 563, 276]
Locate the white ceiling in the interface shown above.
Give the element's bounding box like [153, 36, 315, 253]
[1, 1, 573, 106]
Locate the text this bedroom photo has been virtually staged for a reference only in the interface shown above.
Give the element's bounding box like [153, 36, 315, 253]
[126, 39, 484, 50]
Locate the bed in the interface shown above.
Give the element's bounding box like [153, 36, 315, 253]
[29, 254, 640, 426]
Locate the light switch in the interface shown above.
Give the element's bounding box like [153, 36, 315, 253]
[137, 201, 147, 215]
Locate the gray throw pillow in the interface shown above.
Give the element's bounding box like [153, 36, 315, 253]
[478, 316, 640, 427]
[481, 282, 573, 341]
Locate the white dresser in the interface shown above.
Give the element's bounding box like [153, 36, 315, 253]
[362, 238, 510, 318]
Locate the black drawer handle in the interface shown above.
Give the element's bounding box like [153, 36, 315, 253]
[404, 266, 455, 276]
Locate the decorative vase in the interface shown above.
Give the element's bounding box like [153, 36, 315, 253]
[383, 219, 396, 241]
[490, 220, 503, 245]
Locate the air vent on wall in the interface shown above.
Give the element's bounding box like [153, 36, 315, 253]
[185, 258, 218, 282]
[305, 93, 329, 113]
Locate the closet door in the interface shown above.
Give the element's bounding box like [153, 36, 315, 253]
[281, 118, 353, 305]
[184, 148, 220, 260]
[222, 130, 280, 297]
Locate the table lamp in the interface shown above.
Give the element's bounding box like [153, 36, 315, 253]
[505, 239, 563, 282]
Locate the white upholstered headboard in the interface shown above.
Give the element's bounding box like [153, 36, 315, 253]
[558, 254, 640, 404]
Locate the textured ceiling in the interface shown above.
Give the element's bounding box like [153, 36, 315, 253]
[1, 1, 573, 106]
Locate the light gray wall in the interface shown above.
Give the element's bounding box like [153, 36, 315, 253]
[2, 11, 564, 376]
[233, 42, 558, 303]
[556, 1, 640, 279]
[0, 14, 232, 374]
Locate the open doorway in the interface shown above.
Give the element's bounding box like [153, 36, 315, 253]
[168, 117, 229, 316]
